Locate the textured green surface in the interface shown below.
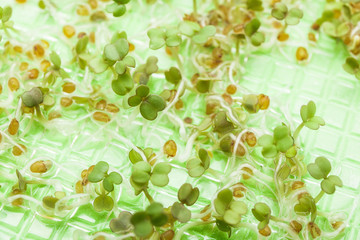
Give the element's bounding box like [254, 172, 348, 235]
[0, 0, 359, 239]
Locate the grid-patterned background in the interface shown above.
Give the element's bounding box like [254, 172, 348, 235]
[0, 0, 359, 239]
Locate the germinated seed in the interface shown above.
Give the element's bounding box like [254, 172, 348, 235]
[259, 225, 271, 237]
[258, 94, 270, 110]
[95, 100, 107, 110]
[163, 140, 177, 157]
[8, 77, 20, 91]
[12, 144, 26, 156]
[296, 47, 309, 61]
[30, 160, 52, 173]
[19, 62, 29, 71]
[292, 181, 305, 190]
[13, 46, 23, 53]
[241, 167, 253, 180]
[226, 84, 237, 95]
[290, 220, 302, 233]
[8, 118, 19, 135]
[27, 68, 39, 79]
[175, 99, 183, 109]
[77, 5, 90, 16]
[62, 82, 76, 93]
[63, 25, 76, 38]
[33, 44, 45, 58]
[89, 0, 98, 9]
[93, 111, 111, 122]
[60, 97, 73, 107]
[106, 103, 120, 113]
[277, 31, 289, 42]
[48, 111, 61, 120]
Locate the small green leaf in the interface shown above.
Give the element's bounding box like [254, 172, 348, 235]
[131, 212, 153, 237]
[16, 169, 27, 191]
[178, 183, 199, 206]
[271, 3, 288, 20]
[165, 28, 182, 47]
[171, 202, 191, 223]
[128, 95, 142, 107]
[343, 57, 360, 75]
[110, 211, 132, 233]
[76, 36, 89, 54]
[192, 25, 216, 44]
[251, 202, 271, 222]
[132, 161, 151, 184]
[147, 28, 166, 50]
[21, 87, 44, 108]
[50, 51, 61, 69]
[113, 39, 129, 59]
[247, 0, 264, 11]
[213, 111, 234, 134]
[179, 21, 201, 36]
[214, 189, 233, 215]
[129, 148, 144, 164]
[112, 72, 134, 96]
[250, 32, 265, 46]
[140, 95, 166, 121]
[103, 172, 123, 192]
[104, 44, 120, 61]
[165, 67, 182, 85]
[88, 57, 109, 73]
[245, 18, 261, 37]
[307, 157, 331, 180]
[93, 195, 114, 212]
[146, 202, 168, 227]
[150, 162, 171, 187]
[88, 161, 109, 182]
[2, 6, 12, 23]
[43, 196, 59, 209]
[321, 175, 342, 194]
[286, 8, 303, 25]
[216, 219, 231, 232]
[136, 85, 150, 98]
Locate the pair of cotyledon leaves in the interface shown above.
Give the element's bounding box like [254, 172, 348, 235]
[128, 85, 166, 120]
[147, 21, 216, 50]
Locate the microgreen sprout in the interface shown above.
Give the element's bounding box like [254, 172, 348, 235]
[171, 183, 199, 223]
[147, 27, 182, 50]
[128, 85, 166, 120]
[178, 21, 216, 44]
[244, 18, 265, 46]
[271, 3, 304, 26]
[186, 148, 210, 177]
[106, 0, 130, 17]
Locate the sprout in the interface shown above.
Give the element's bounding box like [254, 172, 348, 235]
[178, 21, 216, 44]
[244, 18, 265, 46]
[88, 161, 123, 192]
[271, 3, 303, 25]
[147, 27, 182, 50]
[128, 85, 166, 120]
[171, 183, 199, 223]
[258, 125, 294, 158]
[21, 87, 43, 108]
[186, 148, 210, 177]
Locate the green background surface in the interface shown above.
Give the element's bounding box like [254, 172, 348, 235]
[0, 0, 359, 239]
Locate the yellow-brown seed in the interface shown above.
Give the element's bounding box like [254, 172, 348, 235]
[40, 60, 51, 72]
[27, 68, 39, 79]
[16, 0, 27, 3]
[163, 140, 177, 157]
[296, 47, 309, 61]
[33, 44, 45, 58]
[226, 84, 237, 95]
[331, 221, 343, 230]
[89, 0, 98, 9]
[277, 31, 289, 42]
[13, 46, 23, 53]
[60, 97, 73, 107]
[232, 182, 246, 198]
[106, 103, 120, 113]
[93, 111, 111, 122]
[0, 133, 2, 143]
[62, 82, 76, 93]
[273, 21, 283, 29]
[241, 167, 253, 180]
[0, 84, 2, 94]
[89, 32, 96, 43]
[48, 111, 61, 120]
[22, 106, 34, 114]
[129, 42, 135, 51]
[222, 93, 233, 105]
[90, 11, 107, 22]
[11, 189, 23, 206]
[259, 225, 271, 237]
[308, 222, 321, 238]
[308, 33, 317, 42]
[75, 180, 84, 193]
[63, 25, 76, 38]
[26, 50, 34, 60]
[258, 94, 270, 110]
[77, 32, 87, 39]
[95, 99, 107, 110]
[292, 181, 305, 190]
[8, 77, 20, 91]
[241, 131, 257, 147]
[41, 39, 50, 49]
[175, 99, 184, 109]
[8, 118, 19, 135]
[200, 205, 212, 222]
[160, 230, 175, 240]
[184, 117, 193, 124]
[12, 144, 26, 156]
[77, 5, 90, 16]
[20, 62, 29, 71]
[30, 160, 52, 173]
[290, 220, 303, 233]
